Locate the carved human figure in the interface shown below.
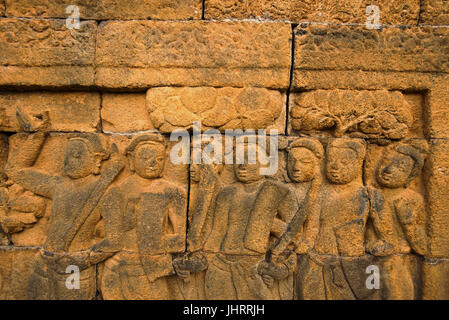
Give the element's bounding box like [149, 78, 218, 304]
[201, 141, 297, 300]
[0, 133, 47, 241]
[5, 128, 124, 299]
[367, 140, 428, 299]
[0, 181, 46, 235]
[297, 138, 370, 300]
[100, 134, 187, 300]
[258, 138, 324, 297]
[172, 141, 223, 299]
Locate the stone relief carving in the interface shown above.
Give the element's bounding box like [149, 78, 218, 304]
[0, 121, 47, 246]
[146, 87, 284, 133]
[6, 131, 124, 299]
[367, 140, 429, 299]
[0, 90, 430, 299]
[101, 134, 187, 300]
[290, 90, 413, 143]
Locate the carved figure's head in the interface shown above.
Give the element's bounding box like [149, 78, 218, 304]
[190, 139, 223, 184]
[233, 141, 267, 184]
[126, 133, 166, 179]
[287, 138, 323, 183]
[376, 140, 428, 188]
[326, 138, 366, 184]
[64, 134, 109, 179]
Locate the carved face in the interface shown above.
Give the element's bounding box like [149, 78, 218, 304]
[233, 144, 265, 184]
[287, 147, 319, 183]
[234, 161, 263, 184]
[326, 147, 360, 184]
[377, 150, 414, 188]
[132, 143, 165, 179]
[64, 139, 99, 179]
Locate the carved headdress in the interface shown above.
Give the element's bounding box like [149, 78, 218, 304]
[67, 133, 109, 160]
[289, 137, 324, 159]
[126, 133, 166, 156]
[327, 138, 367, 161]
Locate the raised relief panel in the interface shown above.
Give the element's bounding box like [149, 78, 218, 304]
[0, 92, 101, 133]
[101, 88, 286, 134]
[2, 115, 188, 299]
[293, 25, 449, 75]
[290, 90, 413, 142]
[100, 134, 188, 300]
[1, 132, 48, 247]
[147, 87, 285, 133]
[180, 137, 298, 300]
[0, 84, 435, 300]
[0, 0, 447, 302]
[205, 0, 420, 25]
[95, 21, 292, 89]
[366, 141, 428, 299]
[296, 138, 377, 300]
[0, 19, 96, 87]
[5, 0, 202, 20]
[288, 89, 430, 300]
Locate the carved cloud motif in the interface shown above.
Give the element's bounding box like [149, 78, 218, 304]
[146, 87, 283, 132]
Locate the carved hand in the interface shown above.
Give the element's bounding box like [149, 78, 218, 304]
[16, 108, 51, 132]
[108, 143, 126, 168]
[257, 260, 289, 281]
[261, 274, 274, 288]
[173, 256, 191, 282]
[173, 253, 208, 279]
